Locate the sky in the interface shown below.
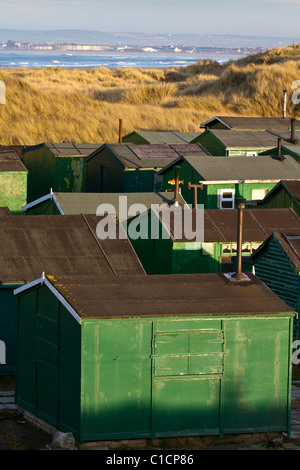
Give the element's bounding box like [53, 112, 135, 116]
[0, 0, 300, 39]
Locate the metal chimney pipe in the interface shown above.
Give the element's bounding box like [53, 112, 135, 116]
[173, 167, 180, 207]
[278, 137, 282, 157]
[283, 89, 287, 119]
[118, 119, 123, 143]
[290, 117, 298, 144]
[233, 198, 246, 281]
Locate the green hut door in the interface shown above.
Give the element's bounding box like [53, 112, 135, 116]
[150, 321, 225, 438]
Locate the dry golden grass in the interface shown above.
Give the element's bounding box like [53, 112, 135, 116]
[1, 44, 300, 145]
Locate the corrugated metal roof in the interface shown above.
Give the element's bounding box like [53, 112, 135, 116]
[23, 142, 101, 157]
[200, 116, 300, 130]
[157, 207, 300, 242]
[123, 131, 202, 144]
[208, 130, 279, 148]
[52, 192, 186, 216]
[0, 214, 144, 283]
[0, 150, 28, 172]
[87, 143, 208, 169]
[43, 272, 295, 319]
[161, 155, 300, 182]
[0, 207, 11, 216]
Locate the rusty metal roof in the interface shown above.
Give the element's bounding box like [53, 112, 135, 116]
[200, 116, 300, 130]
[0, 214, 144, 283]
[42, 272, 295, 319]
[0, 150, 28, 172]
[157, 207, 300, 243]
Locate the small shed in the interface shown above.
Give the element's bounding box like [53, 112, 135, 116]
[0, 149, 28, 214]
[199, 116, 300, 131]
[157, 155, 300, 208]
[14, 272, 295, 443]
[191, 129, 280, 156]
[252, 231, 300, 339]
[128, 206, 300, 275]
[22, 191, 186, 217]
[85, 143, 209, 193]
[122, 130, 202, 144]
[22, 142, 101, 203]
[253, 180, 300, 216]
[0, 214, 144, 374]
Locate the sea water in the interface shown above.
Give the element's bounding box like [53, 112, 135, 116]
[0, 51, 246, 69]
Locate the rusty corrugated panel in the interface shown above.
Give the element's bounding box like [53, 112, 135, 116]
[45, 272, 295, 319]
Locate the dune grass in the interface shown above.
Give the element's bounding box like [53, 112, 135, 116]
[1, 44, 300, 145]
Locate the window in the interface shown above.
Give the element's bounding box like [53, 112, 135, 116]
[251, 188, 269, 200]
[246, 151, 257, 156]
[218, 189, 235, 209]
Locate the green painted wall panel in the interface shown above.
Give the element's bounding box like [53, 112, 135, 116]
[23, 146, 56, 203]
[81, 319, 152, 440]
[0, 287, 20, 374]
[0, 172, 27, 214]
[223, 318, 292, 433]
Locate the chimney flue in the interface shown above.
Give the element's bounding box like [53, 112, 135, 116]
[289, 117, 298, 144]
[118, 119, 123, 143]
[283, 89, 287, 119]
[173, 167, 180, 207]
[233, 198, 246, 281]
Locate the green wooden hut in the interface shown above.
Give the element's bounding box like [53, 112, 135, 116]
[85, 143, 208, 193]
[158, 155, 300, 209]
[0, 214, 144, 375]
[199, 116, 300, 132]
[22, 191, 186, 217]
[191, 129, 280, 156]
[0, 149, 28, 214]
[252, 180, 300, 216]
[128, 207, 300, 275]
[252, 231, 300, 339]
[122, 130, 202, 144]
[22, 142, 101, 203]
[13, 272, 295, 443]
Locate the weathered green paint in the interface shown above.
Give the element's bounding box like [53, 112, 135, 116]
[254, 184, 300, 217]
[23, 146, 86, 203]
[86, 145, 165, 193]
[15, 284, 294, 442]
[0, 172, 27, 214]
[128, 210, 262, 275]
[191, 130, 271, 156]
[161, 163, 276, 208]
[252, 235, 300, 339]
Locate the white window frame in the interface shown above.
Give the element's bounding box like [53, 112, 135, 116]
[218, 188, 235, 209]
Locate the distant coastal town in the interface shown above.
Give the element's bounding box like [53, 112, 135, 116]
[0, 39, 266, 55]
